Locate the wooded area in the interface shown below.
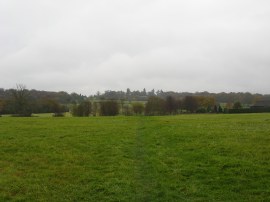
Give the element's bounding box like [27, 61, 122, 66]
[0, 86, 269, 116]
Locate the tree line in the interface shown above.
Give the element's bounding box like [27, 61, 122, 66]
[0, 85, 68, 116]
[1, 87, 269, 105]
[70, 95, 252, 117]
[92, 88, 267, 105]
[1, 85, 269, 117]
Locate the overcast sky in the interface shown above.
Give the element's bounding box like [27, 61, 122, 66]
[0, 0, 270, 95]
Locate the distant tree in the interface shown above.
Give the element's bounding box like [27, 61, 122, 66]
[176, 99, 184, 113]
[213, 105, 218, 113]
[51, 100, 65, 117]
[183, 96, 198, 113]
[197, 108, 207, 113]
[99, 100, 119, 116]
[0, 100, 5, 115]
[120, 99, 125, 115]
[142, 88, 147, 96]
[148, 89, 156, 96]
[81, 101, 92, 116]
[225, 102, 233, 109]
[0, 99, 5, 115]
[10, 84, 32, 116]
[233, 101, 242, 109]
[196, 96, 216, 112]
[123, 103, 132, 116]
[218, 105, 223, 113]
[36, 99, 66, 115]
[145, 96, 166, 115]
[70, 92, 87, 103]
[126, 88, 131, 101]
[223, 102, 232, 113]
[132, 102, 144, 115]
[92, 101, 98, 116]
[165, 96, 177, 114]
[71, 101, 92, 117]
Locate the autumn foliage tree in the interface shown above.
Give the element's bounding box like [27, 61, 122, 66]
[196, 96, 216, 112]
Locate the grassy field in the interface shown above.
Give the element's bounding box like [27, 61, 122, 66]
[0, 114, 270, 201]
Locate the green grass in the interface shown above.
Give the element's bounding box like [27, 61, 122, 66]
[0, 114, 270, 201]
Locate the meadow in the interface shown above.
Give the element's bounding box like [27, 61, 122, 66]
[0, 114, 270, 201]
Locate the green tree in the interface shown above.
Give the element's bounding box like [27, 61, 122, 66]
[218, 105, 223, 113]
[132, 102, 144, 115]
[71, 101, 92, 117]
[51, 100, 65, 117]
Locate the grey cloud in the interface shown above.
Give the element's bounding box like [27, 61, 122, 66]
[1, 0, 270, 95]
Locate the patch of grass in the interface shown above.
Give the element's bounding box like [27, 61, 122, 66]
[0, 114, 269, 201]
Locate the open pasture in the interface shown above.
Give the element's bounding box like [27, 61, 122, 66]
[0, 114, 270, 201]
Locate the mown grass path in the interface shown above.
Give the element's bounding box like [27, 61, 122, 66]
[0, 114, 270, 201]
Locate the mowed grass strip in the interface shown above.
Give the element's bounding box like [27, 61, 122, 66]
[0, 114, 270, 201]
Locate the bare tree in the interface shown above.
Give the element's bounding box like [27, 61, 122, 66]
[165, 96, 177, 114]
[184, 96, 198, 113]
[99, 100, 119, 116]
[11, 84, 32, 116]
[145, 96, 166, 115]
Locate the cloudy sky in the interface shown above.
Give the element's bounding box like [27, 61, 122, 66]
[0, 0, 270, 95]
